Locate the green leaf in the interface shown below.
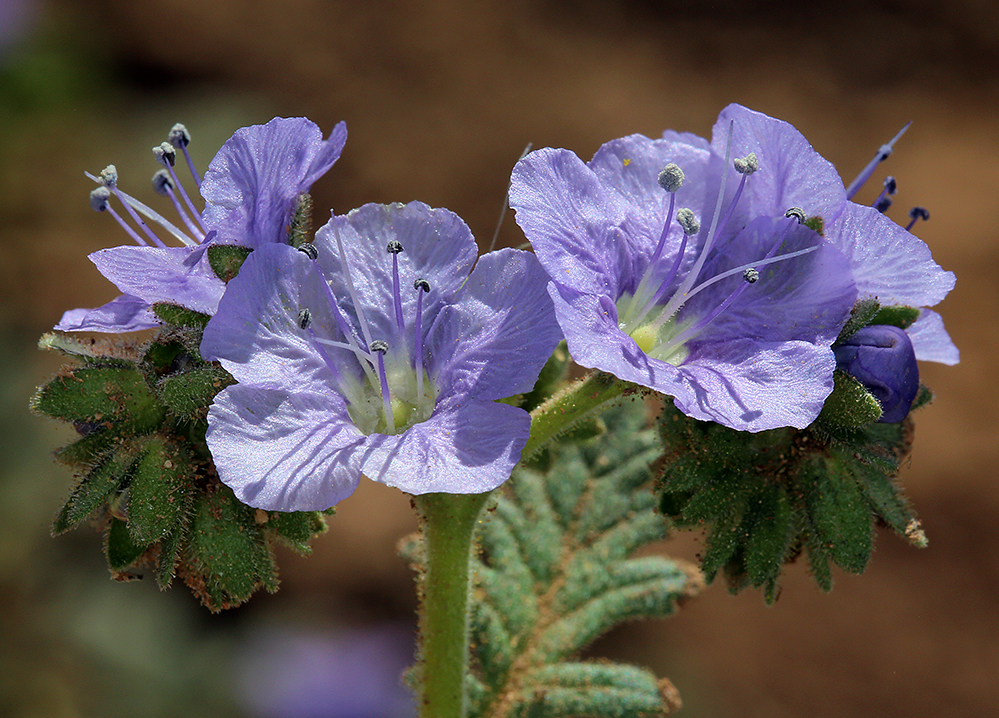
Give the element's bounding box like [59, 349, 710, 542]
[181, 484, 279, 612]
[52, 441, 141, 534]
[817, 370, 883, 429]
[870, 304, 921, 330]
[466, 404, 700, 718]
[152, 303, 211, 330]
[803, 455, 872, 574]
[836, 298, 881, 342]
[157, 365, 234, 417]
[106, 517, 149, 571]
[207, 244, 253, 282]
[127, 436, 194, 544]
[32, 365, 164, 432]
[744, 486, 794, 602]
[264, 509, 331, 555]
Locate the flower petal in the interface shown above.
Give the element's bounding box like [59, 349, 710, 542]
[357, 398, 531, 494]
[907, 309, 960, 365]
[207, 385, 365, 511]
[89, 245, 224, 315]
[201, 117, 347, 247]
[713, 104, 848, 221]
[429, 248, 562, 400]
[54, 294, 159, 333]
[826, 203, 956, 307]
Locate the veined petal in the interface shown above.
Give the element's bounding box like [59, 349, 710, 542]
[510, 147, 629, 296]
[55, 294, 159, 333]
[201, 117, 347, 247]
[907, 309, 960, 365]
[357, 398, 531, 494]
[207, 385, 365, 511]
[826, 202, 955, 307]
[429, 248, 562, 400]
[90, 245, 225, 316]
[713, 104, 848, 221]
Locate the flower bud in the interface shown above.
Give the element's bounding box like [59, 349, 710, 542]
[833, 325, 919, 423]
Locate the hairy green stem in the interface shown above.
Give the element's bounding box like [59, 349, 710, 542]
[522, 371, 634, 460]
[414, 491, 492, 718]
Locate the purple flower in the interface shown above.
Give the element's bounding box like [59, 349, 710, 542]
[56, 117, 347, 332]
[834, 325, 919, 423]
[510, 120, 859, 431]
[714, 104, 958, 367]
[200, 201, 561, 510]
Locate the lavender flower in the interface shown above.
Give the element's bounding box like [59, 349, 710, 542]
[57, 117, 347, 332]
[201, 201, 561, 510]
[510, 117, 859, 431]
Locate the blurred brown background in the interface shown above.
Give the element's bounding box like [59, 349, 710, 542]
[2, 0, 997, 716]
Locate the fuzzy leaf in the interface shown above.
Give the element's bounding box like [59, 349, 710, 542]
[152, 303, 211, 330]
[207, 244, 253, 282]
[32, 365, 164, 432]
[468, 404, 700, 718]
[157, 365, 234, 418]
[52, 440, 140, 534]
[106, 517, 149, 571]
[127, 436, 195, 544]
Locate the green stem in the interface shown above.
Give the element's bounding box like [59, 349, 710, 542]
[414, 491, 492, 718]
[522, 371, 634, 460]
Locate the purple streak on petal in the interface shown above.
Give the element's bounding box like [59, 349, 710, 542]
[207, 385, 364, 511]
[54, 294, 159, 333]
[89, 245, 225, 315]
[358, 399, 531, 495]
[906, 309, 960, 365]
[825, 202, 955, 307]
[201, 117, 347, 248]
[429, 249, 562, 401]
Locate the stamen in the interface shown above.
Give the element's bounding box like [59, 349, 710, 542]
[784, 207, 806, 223]
[906, 206, 929, 231]
[370, 340, 395, 434]
[387, 241, 406, 333]
[413, 279, 431, 409]
[96, 165, 168, 248]
[87, 171, 198, 247]
[331, 222, 374, 351]
[872, 176, 897, 213]
[626, 205, 698, 332]
[488, 142, 533, 253]
[298, 308, 312, 329]
[297, 243, 319, 260]
[167, 123, 202, 188]
[743, 268, 759, 284]
[152, 169, 205, 240]
[153, 142, 206, 233]
[657, 163, 685, 192]
[89, 187, 149, 246]
[845, 121, 911, 200]
[733, 153, 759, 175]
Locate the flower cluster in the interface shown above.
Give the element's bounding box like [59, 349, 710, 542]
[52, 105, 956, 512]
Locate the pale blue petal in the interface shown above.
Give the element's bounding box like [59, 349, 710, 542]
[55, 294, 159, 333]
[207, 385, 365, 511]
[907, 309, 960, 365]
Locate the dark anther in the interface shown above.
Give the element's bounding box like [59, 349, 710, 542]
[386, 241, 405, 254]
[298, 308, 312, 330]
[153, 142, 177, 167]
[298, 243, 319, 260]
[414, 279, 431, 293]
[784, 207, 806, 223]
[883, 176, 897, 195]
[909, 206, 930, 222]
[743, 268, 760, 284]
[875, 196, 893, 213]
[370, 339, 389, 353]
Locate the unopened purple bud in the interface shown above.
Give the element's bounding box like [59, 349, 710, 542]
[834, 325, 919, 423]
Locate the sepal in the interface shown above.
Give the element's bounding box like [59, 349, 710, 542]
[206, 244, 253, 282]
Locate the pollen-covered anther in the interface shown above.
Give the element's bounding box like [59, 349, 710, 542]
[99, 165, 118, 187]
[386, 241, 404, 254]
[733, 152, 759, 175]
[298, 308, 312, 330]
[152, 142, 177, 167]
[676, 207, 699, 235]
[297, 243, 319, 260]
[784, 207, 806, 223]
[151, 169, 174, 196]
[743, 268, 760, 284]
[370, 339, 389, 353]
[657, 163, 685, 193]
[89, 186, 111, 212]
[167, 123, 191, 149]
[414, 278, 431, 293]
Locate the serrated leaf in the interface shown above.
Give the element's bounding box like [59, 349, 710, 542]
[32, 365, 164, 432]
[467, 404, 700, 718]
